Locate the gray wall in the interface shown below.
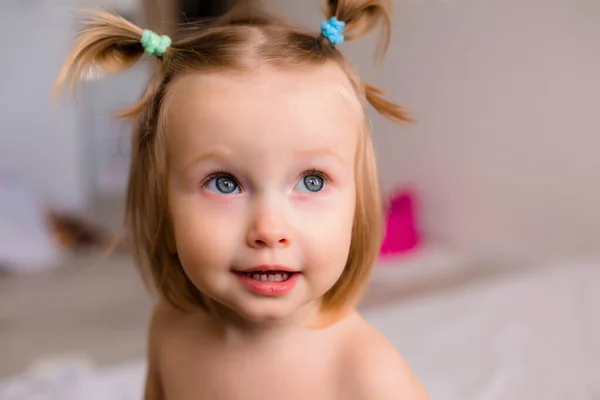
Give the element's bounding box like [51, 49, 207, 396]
[0, 0, 141, 211]
[1, 1, 84, 211]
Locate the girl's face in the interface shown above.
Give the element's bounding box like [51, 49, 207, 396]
[166, 64, 362, 324]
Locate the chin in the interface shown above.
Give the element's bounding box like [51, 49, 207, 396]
[230, 295, 312, 324]
[198, 273, 334, 326]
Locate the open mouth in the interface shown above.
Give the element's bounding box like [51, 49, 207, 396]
[234, 268, 300, 295]
[239, 271, 295, 282]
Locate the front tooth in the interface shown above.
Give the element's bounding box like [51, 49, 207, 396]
[268, 274, 275, 281]
[273, 274, 282, 281]
[252, 274, 261, 280]
[260, 274, 268, 281]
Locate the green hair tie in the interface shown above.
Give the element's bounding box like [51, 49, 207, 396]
[140, 29, 172, 57]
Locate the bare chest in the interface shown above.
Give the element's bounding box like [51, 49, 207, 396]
[160, 339, 342, 400]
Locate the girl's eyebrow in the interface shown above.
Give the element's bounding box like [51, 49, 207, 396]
[294, 148, 349, 167]
[182, 147, 349, 173]
[183, 148, 233, 172]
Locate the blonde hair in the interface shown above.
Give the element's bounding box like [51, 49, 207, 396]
[55, 0, 411, 320]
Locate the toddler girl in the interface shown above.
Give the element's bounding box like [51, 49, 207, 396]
[56, 1, 429, 398]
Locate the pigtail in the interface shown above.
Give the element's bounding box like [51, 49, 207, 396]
[364, 83, 414, 124]
[325, 0, 392, 62]
[323, 0, 413, 124]
[54, 10, 148, 97]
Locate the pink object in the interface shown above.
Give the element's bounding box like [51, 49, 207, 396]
[379, 189, 420, 258]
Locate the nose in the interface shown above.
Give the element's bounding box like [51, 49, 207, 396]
[246, 203, 290, 249]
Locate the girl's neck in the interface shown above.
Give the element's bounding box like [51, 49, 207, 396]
[203, 300, 324, 346]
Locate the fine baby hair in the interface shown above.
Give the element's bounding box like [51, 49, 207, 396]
[55, 0, 411, 322]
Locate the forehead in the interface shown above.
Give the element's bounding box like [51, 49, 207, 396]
[164, 64, 363, 164]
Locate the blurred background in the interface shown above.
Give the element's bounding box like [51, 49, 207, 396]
[0, 0, 598, 398]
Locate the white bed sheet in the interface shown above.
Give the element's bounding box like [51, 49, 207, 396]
[366, 261, 600, 399]
[1, 262, 598, 399]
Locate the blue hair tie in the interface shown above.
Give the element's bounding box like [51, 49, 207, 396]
[321, 17, 346, 46]
[140, 29, 172, 57]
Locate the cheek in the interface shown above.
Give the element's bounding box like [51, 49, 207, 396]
[169, 195, 244, 270]
[299, 190, 355, 266]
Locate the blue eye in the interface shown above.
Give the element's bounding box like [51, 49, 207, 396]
[295, 172, 326, 193]
[205, 174, 240, 194]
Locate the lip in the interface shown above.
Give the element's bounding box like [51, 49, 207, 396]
[238, 265, 298, 273]
[233, 270, 300, 296]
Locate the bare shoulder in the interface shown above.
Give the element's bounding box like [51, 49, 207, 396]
[338, 314, 430, 400]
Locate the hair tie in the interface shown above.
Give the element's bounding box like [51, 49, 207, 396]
[321, 17, 346, 46]
[140, 29, 172, 57]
